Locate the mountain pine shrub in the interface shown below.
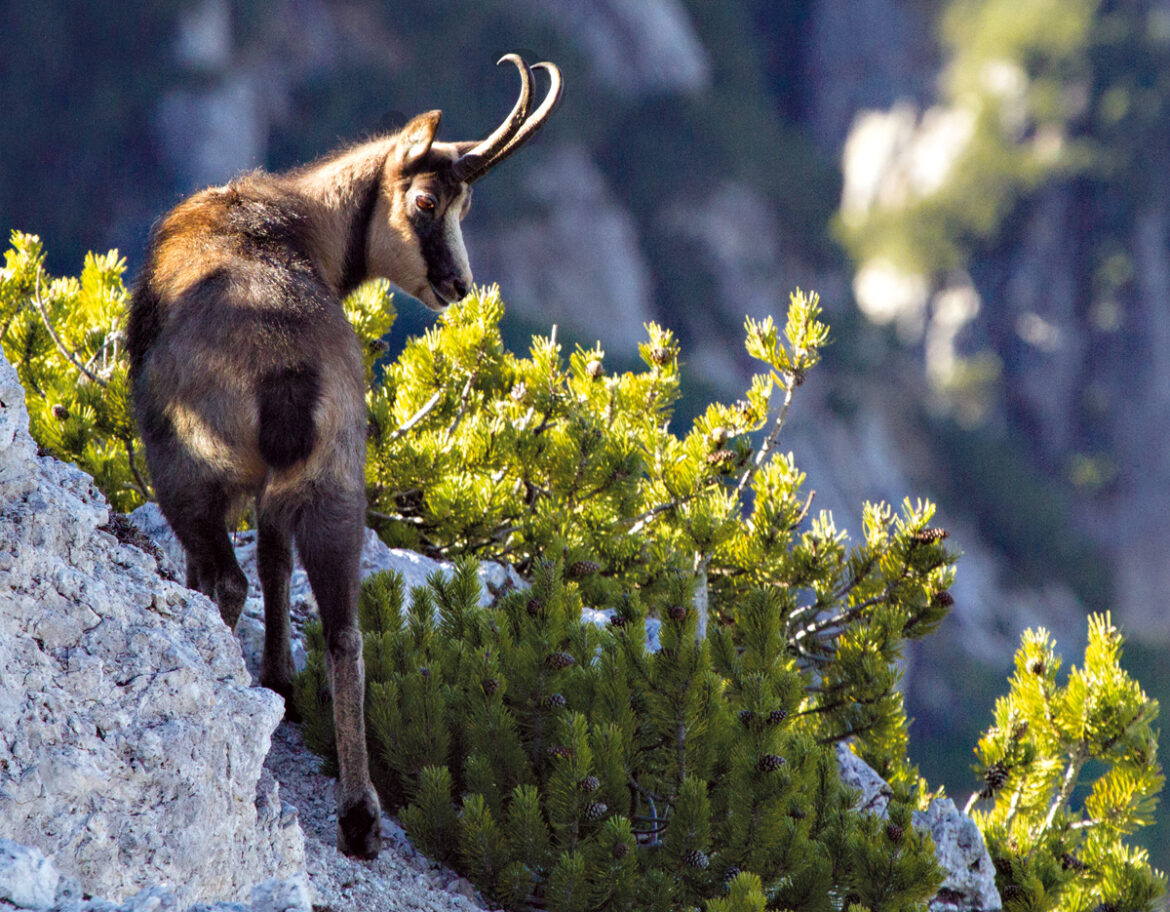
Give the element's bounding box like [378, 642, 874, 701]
[297, 285, 965, 908]
[299, 557, 943, 911]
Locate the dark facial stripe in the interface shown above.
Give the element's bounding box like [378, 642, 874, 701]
[339, 160, 387, 295]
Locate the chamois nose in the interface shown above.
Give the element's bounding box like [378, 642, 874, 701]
[452, 278, 470, 300]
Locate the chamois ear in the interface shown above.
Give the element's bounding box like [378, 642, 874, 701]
[399, 110, 442, 168]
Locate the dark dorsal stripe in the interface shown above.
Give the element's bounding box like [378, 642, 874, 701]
[339, 160, 386, 295]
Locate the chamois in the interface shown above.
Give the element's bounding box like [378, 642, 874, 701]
[127, 55, 562, 858]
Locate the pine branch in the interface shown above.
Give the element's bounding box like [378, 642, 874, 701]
[121, 435, 151, 501]
[367, 509, 426, 525]
[693, 553, 710, 641]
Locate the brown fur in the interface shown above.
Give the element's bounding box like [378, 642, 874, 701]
[127, 113, 479, 860]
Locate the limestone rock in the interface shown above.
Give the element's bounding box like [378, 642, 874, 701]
[0, 837, 310, 912]
[0, 353, 304, 906]
[913, 799, 1002, 912]
[0, 838, 58, 911]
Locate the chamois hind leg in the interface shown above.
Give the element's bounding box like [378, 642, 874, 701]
[295, 486, 381, 860]
[163, 485, 249, 630]
[255, 500, 298, 717]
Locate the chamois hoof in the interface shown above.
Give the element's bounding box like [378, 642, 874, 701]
[337, 788, 382, 860]
[259, 674, 301, 722]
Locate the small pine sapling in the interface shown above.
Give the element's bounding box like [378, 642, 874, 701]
[0, 231, 148, 510]
[966, 613, 1165, 911]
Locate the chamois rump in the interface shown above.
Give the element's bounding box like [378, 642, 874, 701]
[127, 55, 562, 858]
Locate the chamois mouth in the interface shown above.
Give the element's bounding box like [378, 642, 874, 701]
[424, 283, 454, 312]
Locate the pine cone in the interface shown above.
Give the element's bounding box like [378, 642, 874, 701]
[912, 528, 949, 543]
[419, 666, 431, 678]
[612, 841, 630, 860]
[984, 760, 1010, 792]
[1060, 852, 1088, 872]
[767, 708, 788, 725]
[683, 849, 709, 869]
[578, 775, 600, 793]
[668, 604, 688, 622]
[788, 807, 807, 820]
[649, 346, 672, 366]
[568, 560, 601, 579]
[584, 801, 608, 821]
[585, 359, 605, 380]
[1001, 884, 1024, 901]
[546, 745, 574, 760]
[483, 678, 500, 695]
[526, 597, 543, 616]
[738, 709, 755, 727]
[757, 754, 785, 773]
[545, 651, 575, 670]
[1027, 657, 1046, 676]
[722, 866, 741, 882]
[933, 591, 955, 608]
[706, 448, 735, 467]
[543, 693, 568, 709]
[51, 403, 69, 420]
[608, 613, 628, 628]
[885, 823, 904, 844]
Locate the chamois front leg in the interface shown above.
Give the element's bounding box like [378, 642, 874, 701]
[295, 489, 382, 860]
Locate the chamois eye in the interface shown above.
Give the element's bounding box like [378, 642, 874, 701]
[415, 193, 437, 212]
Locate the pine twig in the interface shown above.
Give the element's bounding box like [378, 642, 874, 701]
[734, 375, 796, 496]
[122, 436, 151, 500]
[446, 351, 485, 439]
[388, 390, 443, 441]
[31, 265, 107, 387]
[1043, 745, 1087, 831]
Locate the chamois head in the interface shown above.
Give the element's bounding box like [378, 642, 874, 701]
[368, 54, 562, 312]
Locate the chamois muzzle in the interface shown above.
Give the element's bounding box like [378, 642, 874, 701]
[452, 54, 563, 184]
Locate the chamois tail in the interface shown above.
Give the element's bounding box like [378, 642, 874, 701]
[257, 364, 321, 469]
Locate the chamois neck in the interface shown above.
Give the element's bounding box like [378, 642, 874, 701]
[285, 137, 395, 296]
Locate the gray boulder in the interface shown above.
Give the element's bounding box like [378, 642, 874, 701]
[0, 352, 304, 906]
[0, 837, 310, 912]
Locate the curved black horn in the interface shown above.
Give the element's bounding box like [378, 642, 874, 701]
[456, 60, 563, 184]
[480, 62, 563, 174]
[451, 54, 534, 182]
